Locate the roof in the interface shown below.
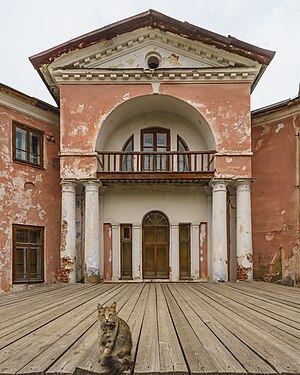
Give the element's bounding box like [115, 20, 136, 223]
[0, 83, 59, 114]
[252, 95, 300, 116]
[30, 9, 275, 69]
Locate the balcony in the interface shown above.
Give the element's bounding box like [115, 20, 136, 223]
[97, 151, 215, 183]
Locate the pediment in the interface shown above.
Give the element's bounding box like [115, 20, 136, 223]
[49, 28, 259, 72]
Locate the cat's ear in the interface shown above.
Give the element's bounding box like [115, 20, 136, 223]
[97, 303, 103, 311]
[111, 302, 117, 311]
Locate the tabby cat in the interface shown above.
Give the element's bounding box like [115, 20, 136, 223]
[97, 302, 133, 375]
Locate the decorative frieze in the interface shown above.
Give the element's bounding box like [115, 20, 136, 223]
[53, 68, 256, 85]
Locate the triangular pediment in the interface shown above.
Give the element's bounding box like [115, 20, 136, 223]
[50, 28, 257, 72]
[31, 9, 274, 103]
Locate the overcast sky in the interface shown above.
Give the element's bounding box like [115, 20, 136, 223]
[1, 0, 299, 109]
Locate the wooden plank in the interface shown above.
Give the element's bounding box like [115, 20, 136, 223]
[74, 283, 143, 375]
[0, 284, 115, 349]
[175, 284, 275, 374]
[168, 284, 247, 374]
[225, 283, 300, 323]
[21, 284, 140, 375]
[134, 284, 160, 375]
[14, 288, 130, 374]
[190, 284, 300, 374]
[156, 284, 188, 374]
[227, 282, 300, 308]
[162, 284, 219, 375]
[0, 284, 91, 321]
[206, 283, 300, 338]
[0, 284, 124, 374]
[0, 285, 101, 336]
[47, 284, 148, 375]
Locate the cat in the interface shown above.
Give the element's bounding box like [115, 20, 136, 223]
[97, 301, 133, 375]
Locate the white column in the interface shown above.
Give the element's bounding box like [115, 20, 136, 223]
[211, 180, 228, 281]
[170, 223, 179, 281]
[191, 222, 200, 279]
[111, 224, 120, 280]
[61, 180, 77, 283]
[204, 186, 212, 279]
[236, 179, 253, 281]
[99, 188, 105, 280]
[132, 224, 142, 280]
[84, 180, 100, 283]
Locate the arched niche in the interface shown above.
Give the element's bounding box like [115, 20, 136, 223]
[95, 94, 216, 153]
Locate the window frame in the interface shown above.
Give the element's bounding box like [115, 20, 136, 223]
[120, 135, 134, 172]
[13, 122, 44, 168]
[179, 223, 191, 279]
[120, 224, 132, 280]
[177, 135, 191, 172]
[13, 224, 45, 284]
[141, 127, 170, 171]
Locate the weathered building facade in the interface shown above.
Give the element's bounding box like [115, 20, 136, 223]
[0, 84, 61, 292]
[252, 97, 300, 286]
[0, 10, 298, 292]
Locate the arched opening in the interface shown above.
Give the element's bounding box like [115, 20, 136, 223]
[121, 135, 134, 171]
[95, 94, 216, 153]
[142, 211, 169, 279]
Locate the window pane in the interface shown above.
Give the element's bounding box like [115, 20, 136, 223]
[15, 247, 27, 279]
[179, 225, 190, 241]
[16, 127, 27, 160]
[123, 226, 130, 239]
[143, 134, 153, 147]
[30, 230, 41, 244]
[30, 132, 41, 165]
[16, 229, 28, 243]
[157, 133, 167, 146]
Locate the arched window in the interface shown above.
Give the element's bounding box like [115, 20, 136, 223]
[121, 135, 133, 171]
[177, 135, 190, 171]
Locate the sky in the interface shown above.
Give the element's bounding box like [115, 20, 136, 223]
[1, 0, 300, 110]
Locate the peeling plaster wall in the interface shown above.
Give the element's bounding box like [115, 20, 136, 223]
[0, 104, 61, 292]
[60, 83, 251, 178]
[252, 113, 300, 286]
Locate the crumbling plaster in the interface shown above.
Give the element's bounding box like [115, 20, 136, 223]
[60, 82, 251, 179]
[0, 104, 61, 292]
[252, 113, 300, 285]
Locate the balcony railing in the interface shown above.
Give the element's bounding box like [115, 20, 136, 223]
[97, 151, 215, 181]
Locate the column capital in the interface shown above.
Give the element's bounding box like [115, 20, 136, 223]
[61, 180, 76, 193]
[236, 178, 253, 192]
[210, 179, 228, 192]
[83, 179, 101, 192]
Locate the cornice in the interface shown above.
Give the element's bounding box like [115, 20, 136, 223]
[251, 102, 300, 127]
[0, 91, 59, 125]
[52, 67, 257, 85]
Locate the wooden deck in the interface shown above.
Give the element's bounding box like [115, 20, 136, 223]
[0, 282, 300, 375]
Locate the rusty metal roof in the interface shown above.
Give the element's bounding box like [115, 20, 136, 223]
[30, 9, 275, 68]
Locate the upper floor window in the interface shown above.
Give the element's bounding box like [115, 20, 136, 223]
[121, 135, 134, 171]
[177, 135, 190, 171]
[13, 122, 43, 167]
[141, 127, 170, 171]
[13, 225, 44, 283]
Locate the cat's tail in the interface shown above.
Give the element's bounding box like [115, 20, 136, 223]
[101, 354, 133, 375]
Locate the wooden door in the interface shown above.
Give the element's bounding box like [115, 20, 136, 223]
[143, 211, 169, 279]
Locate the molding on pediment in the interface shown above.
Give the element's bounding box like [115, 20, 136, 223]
[52, 67, 257, 85]
[50, 28, 259, 71]
[0, 91, 59, 125]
